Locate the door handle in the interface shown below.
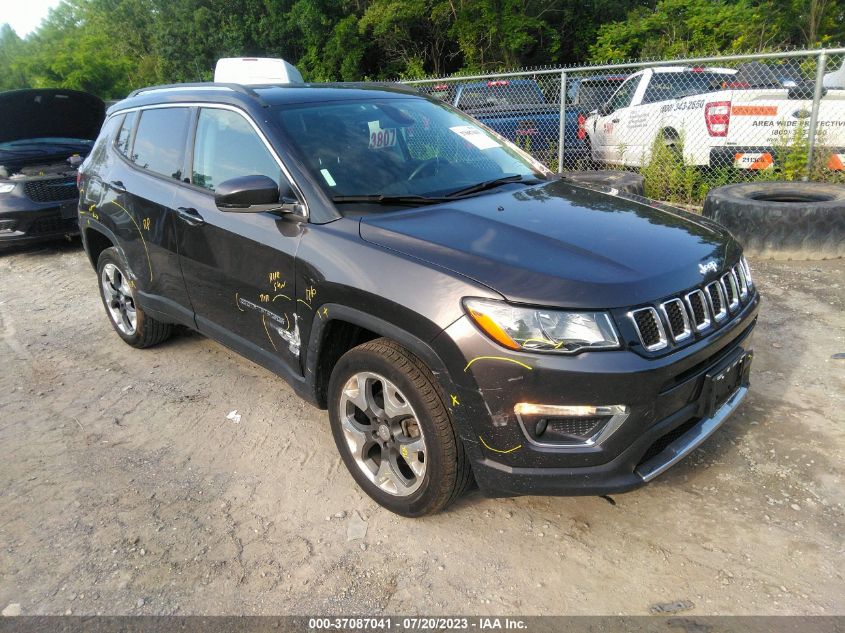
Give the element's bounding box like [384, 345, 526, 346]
[109, 180, 126, 193]
[611, 118, 620, 123]
[176, 206, 205, 227]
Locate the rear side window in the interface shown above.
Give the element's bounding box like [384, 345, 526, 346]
[607, 77, 639, 112]
[641, 72, 725, 104]
[191, 108, 281, 192]
[132, 108, 190, 179]
[115, 111, 136, 157]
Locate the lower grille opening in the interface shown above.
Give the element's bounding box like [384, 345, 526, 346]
[637, 417, 700, 467]
[29, 216, 76, 235]
[530, 416, 607, 444]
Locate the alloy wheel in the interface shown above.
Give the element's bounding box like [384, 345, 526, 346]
[101, 262, 137, 336]
[338, 371, 427, 497]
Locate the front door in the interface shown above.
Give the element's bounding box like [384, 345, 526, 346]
[593, 75, 642, 165]
[174, 106, 305, 375]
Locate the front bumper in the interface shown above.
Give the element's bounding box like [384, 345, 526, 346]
[434, 291, 759, 497]
[0, 189, 79, 247]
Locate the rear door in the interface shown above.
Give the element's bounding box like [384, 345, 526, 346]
[110, 106, 194, 323]
[173, 105, 305, 374]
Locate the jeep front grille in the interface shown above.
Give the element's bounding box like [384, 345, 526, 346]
[721, 271, 740, 311]
[660, 298, 691, 342]
[24, 177, 78, 203]
[629, 260, 755, 352]
[706, 281, 727, 322]
[630, 307, 667, 351]
[685, 289, 711, 332]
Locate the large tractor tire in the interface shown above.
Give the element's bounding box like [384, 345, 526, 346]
[703, 182, 845, 260]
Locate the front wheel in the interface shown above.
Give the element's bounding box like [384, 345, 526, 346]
[96, 247, 172, 348]
[327, 338, 472, 516]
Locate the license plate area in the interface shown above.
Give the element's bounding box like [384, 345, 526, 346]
[699, 349, 752, 418]
[60, 201, 78, 219]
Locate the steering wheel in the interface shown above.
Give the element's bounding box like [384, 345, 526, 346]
[407, 157, 441, 182]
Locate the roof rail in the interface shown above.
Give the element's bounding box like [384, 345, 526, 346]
[127, 82, 265, 103]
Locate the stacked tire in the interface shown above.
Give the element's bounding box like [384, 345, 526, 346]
[703, 182, 845, 260]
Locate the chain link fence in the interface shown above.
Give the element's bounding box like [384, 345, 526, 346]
[404, 49, 845, 206]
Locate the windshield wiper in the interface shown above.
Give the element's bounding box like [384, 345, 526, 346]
[444, 175, 542, 198]
[331, 194, 448, 206]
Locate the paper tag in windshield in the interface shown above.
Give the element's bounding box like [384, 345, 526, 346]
[449, 125, 500, 150]
[368, 121, 397, 149]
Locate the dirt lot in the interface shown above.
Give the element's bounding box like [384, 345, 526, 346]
[0, 241, 843, 617]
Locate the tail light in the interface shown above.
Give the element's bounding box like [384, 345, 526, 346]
[705, 101, 731, 137]
[76, 170, 82, 188]
[487, 80, 510, 87]
[577, 113, 586, 140]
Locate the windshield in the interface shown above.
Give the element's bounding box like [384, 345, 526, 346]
[457, 83, 545, 109]
[274, 97, 548, 200]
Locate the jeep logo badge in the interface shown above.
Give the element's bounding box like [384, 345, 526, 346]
[699, 260, 718, 275]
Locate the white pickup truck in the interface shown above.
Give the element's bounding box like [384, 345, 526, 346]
[586, 65, 845, 171]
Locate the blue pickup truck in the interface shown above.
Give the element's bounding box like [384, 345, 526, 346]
[426, 78, 585, 167]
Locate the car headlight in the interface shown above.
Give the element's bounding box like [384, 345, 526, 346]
[464, 298, 620, 354]
[0, 183, 16, 194]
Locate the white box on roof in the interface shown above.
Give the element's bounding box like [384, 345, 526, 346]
[214, 58, 304, 85]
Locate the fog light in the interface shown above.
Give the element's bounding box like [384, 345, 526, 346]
[514, 403, 629, 448]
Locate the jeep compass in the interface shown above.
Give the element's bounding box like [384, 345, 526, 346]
[78, 82, 759, 516]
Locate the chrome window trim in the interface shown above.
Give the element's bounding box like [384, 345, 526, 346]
[628, 307, 668, 352]
[684, 289, 711, 332]
[659, 297, 692, 342]
[721, 271, 740, 311]
[107, 102, 309, 219]
[706, 281, 728, 322]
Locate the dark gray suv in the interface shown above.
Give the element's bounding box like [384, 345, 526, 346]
[78, 82, 758, 516]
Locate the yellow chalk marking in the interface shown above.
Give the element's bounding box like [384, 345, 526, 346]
[451, 394, 460, 406]
[272, 294, 291, 302]
[108, 200, 153, 283]
[464, 356, 533, 372]
[297, 299, 312, 310]
[262, 314, 277, 351]
[479, 436, 522, 454]
[235, 292, 245, 312]
[401, 445, 409, 459]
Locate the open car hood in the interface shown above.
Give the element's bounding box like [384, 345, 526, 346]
[0, 89, 105, 145]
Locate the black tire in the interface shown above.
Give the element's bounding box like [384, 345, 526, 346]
[703, 182, 845, 260]
[560, 170, 645, 196]
[96, 247, 173, 348]
[327, 338, 472, 517]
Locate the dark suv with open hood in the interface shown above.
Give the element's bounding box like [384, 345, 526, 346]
[77, 82, 759, 516]
[0, 89, 105, 247]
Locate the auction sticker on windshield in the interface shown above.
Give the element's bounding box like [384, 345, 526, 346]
[368, 121, 397, 149]
[449, 125, 500, 150]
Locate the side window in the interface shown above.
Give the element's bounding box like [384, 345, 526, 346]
[86, 115, 122, 166]
[132, 108, 190, 179]
[115, 111, 136, 157]
[607, 77, 640, 113]
[192, 108, 281, 192]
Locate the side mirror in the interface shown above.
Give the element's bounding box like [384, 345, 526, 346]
[215, 175, 302, 214]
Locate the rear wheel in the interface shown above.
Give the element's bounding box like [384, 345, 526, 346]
[327, 338, 472, 516]
[97, 247, 173, 347]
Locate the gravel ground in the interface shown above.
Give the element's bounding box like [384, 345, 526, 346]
[0, 241, 843, 616]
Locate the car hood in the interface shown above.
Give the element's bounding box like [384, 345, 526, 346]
[358, 180, 741, 309]
[0, 89, 105, 145]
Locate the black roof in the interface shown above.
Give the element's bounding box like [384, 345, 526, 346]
[109, 82, 420, 115]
